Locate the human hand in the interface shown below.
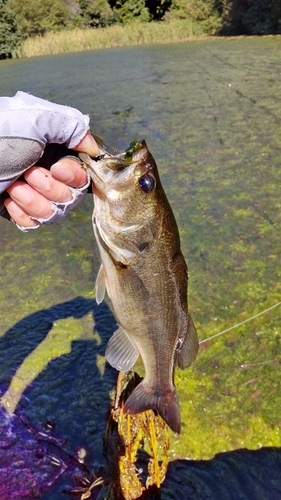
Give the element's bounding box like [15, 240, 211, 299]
[4, 132, 98, 228]
[0, 91, 100, 231]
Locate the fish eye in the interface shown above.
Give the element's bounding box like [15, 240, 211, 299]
[139, 174, 155, 193]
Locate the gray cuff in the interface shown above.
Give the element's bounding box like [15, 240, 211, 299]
[0, 137, 45, 188]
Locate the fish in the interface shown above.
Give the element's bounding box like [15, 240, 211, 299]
[79, 140, 198, 434]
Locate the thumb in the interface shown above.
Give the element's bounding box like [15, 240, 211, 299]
[73, 131, 99, 157]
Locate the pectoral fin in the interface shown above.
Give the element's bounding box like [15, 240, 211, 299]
[177, 314, 199, 369]
[105, 326, 139, 372]
[116, 266, 150, 302]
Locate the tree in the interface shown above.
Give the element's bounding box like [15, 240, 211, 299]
[111, 0, 151, 24]
[221, 0, 281, 34]
[78, 0, 115, 27]
[7, 0, 72, 37]
[242, 0, 281, 34]
[145, 0, 172, 20]
[164, 0, 222, 33]
[0, 0, 23, 58]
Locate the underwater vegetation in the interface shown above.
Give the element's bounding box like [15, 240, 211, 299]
[0, 36, 281, 498]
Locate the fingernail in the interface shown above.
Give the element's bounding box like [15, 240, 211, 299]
[26, 169, 51, 190]
[10, 184, 33, 204]
[51, 162, 75, 182]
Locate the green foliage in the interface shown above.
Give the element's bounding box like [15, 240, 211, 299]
[164, 0, 222, 33]
[145, 0, 172, 20]
[77, 0, 115, 28]
[221, 0, 281, 34]
[2, 0, 281, 47]
[0, 0, 23, 58]
[242, 0, 281, 34]
[112, 0, 151, 24]
[7, 0, 72, 37]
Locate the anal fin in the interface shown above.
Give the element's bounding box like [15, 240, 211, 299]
[105, 326, 139, 372]
[177, 313, 199, 370]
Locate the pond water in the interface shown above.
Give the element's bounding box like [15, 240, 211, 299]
[0, 37, 281, 498]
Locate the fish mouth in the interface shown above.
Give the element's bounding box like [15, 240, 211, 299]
[81, 139, 145, 169]
[79, 140, 147, 193]
[87, 157, 135, 193]
[94, 137, 145, 163]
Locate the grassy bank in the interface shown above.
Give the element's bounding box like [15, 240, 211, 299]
[19, 20, 206, 58]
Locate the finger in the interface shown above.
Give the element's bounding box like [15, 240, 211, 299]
[73, 131, 99, 156]
[6, 181, 55, 220]
[4, 198, 39, 228]
[50, 157, 88, 188]
[24, 167, 72, 203]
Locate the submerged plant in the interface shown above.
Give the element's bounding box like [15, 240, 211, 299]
[104, 372, 170, 500]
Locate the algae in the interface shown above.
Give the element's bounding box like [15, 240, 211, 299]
[0, 37, 281, 491]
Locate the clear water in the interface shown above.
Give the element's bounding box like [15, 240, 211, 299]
[0, 37, 281, 497]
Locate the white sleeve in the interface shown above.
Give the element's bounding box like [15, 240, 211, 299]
[0, 91, 90, 191]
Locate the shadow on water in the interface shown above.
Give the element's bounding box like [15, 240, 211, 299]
[0, 296, 118, 499]
[1, 297, 281, 499]
[125, 447, 281, 500]
[0, 297, 103, 393]
[160, 446, 281, 500]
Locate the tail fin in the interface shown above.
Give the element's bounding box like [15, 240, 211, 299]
[123, 380, 181, 434]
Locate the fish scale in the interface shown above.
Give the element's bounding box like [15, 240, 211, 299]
[80, 140, 198, 434]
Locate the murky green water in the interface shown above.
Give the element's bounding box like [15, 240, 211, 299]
[1, 37, 281, 492]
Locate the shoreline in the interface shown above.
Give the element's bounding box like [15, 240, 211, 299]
[15, 20, 210, 59]
[5, 18, 281, 60]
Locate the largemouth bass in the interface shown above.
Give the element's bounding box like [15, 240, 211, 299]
[80, 140, 198, 434]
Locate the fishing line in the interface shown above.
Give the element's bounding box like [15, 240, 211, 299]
[199, 300, 281, 345]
